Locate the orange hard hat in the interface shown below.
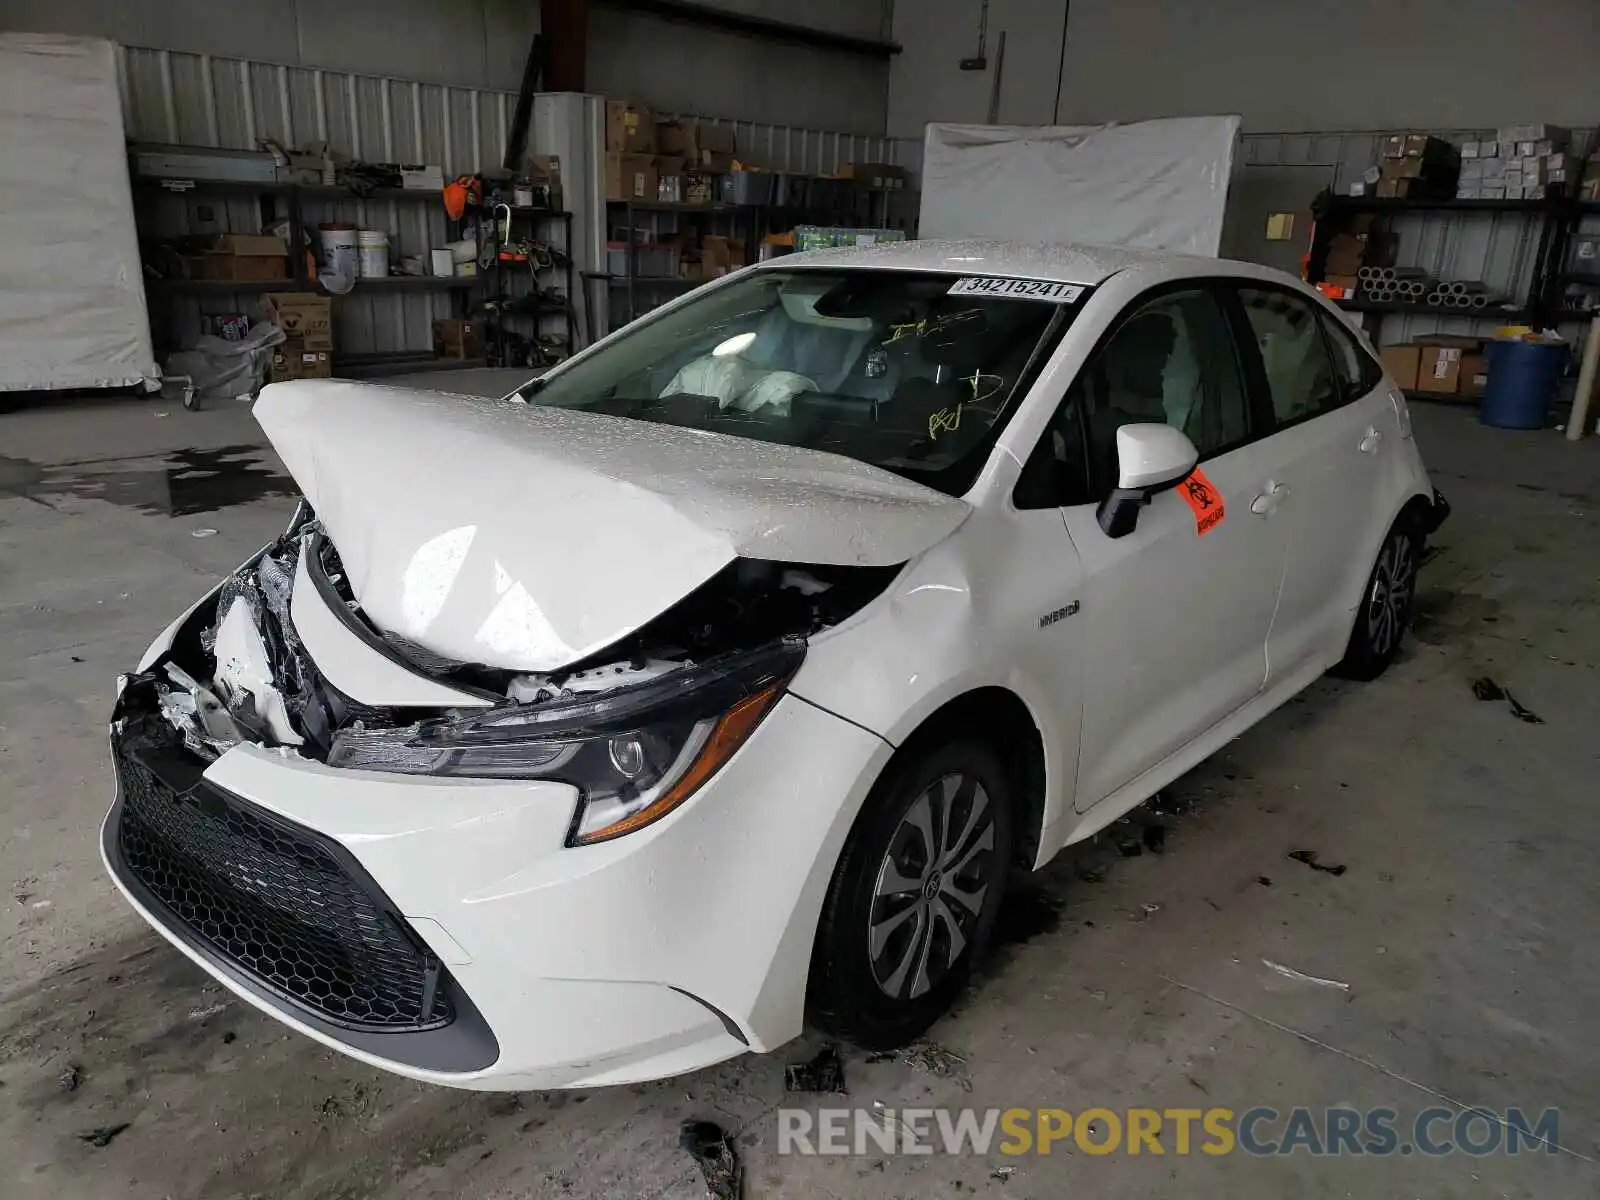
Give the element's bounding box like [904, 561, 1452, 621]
[443, 180, 469, 221]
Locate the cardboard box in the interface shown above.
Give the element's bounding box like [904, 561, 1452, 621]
[605, 101, 657, 154]
[1381, 134, 1406, 159]
[522, 153, 564, 209]
[656, 119, 735, 170]
[1498, 140, 1519, 160]
[399, 165, 445, 190]
[197, 233, 289, 281]
[697, 235, 748, 278]
[1396, 134, 1453, 160]
[266, 293, 332, 350]
[278, 153, 336, 186]
[605, 152, 659, 202]
[1499, 124, 1569, 146]
[1326, 229, 1394, 274]
[432, 318, 483, 361]
[1376, 178, 1413, 199]
[1416, 344, 1463, 393]
[269, 337, 332, 382]
[1324, 273, 1361, 290]
[684, 172, 715, 205]
[1381, 344, 1421, 390]
[843, 162, 908, 189]
[1460, 352, 1488, 397]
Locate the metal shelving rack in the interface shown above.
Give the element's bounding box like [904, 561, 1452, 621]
[605, 199, 753, 326]
[134, 174, 482, 372]
[605, 187, 917, 327]
[1310, 192, 1600, 327]
[479, 206, 579, 369]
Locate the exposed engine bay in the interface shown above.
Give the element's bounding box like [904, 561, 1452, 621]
[122, 505, 899, 769]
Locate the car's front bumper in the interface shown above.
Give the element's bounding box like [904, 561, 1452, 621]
[104, 689, 892, 1090]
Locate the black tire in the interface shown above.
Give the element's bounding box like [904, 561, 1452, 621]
[807, 739, 1014, 1051]
[1332, 513, 1423, 681]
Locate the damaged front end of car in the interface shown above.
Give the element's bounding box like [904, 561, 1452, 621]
[114, 503, 899, 844]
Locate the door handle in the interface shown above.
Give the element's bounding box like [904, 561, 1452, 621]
[1360, 426, 1383, 454]
[1250, 480, 1289, 516]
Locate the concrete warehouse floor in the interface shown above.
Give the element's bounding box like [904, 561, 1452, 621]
[2, 379, 1598, 1199]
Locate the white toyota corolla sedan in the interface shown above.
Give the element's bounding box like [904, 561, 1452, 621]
[106, 240, 1446, 1090]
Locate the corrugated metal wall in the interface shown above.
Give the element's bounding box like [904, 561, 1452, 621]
[895, 126, 1596, 341]
[1242, 127, 1597, 342]
[119, 45, 525, 359]
[117, 45, 910, 360]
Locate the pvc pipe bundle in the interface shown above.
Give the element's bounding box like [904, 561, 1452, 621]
[1356, 265, 1442, 305]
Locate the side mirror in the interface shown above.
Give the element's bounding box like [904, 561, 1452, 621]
[1097, 423, 1200, 538]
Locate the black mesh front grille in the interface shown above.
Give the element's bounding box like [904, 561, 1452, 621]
[113, 738, 453, 1032]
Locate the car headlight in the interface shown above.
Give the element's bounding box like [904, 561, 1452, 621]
[328, 640, 804, 845]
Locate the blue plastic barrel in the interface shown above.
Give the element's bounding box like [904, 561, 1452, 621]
[1480, 339, 1568, 429]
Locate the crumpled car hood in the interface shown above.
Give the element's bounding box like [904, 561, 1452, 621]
[254, 380, 971, 672]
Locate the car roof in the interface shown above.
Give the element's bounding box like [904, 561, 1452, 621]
[763, 238, 1248, 287]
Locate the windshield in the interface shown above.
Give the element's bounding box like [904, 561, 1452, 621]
[525, 268, 1086, 495]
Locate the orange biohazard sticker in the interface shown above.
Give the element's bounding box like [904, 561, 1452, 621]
[1177, 469, 1227, 536]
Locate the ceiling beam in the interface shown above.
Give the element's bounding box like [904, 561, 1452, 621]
[593, 0, 901, 60]
[540, 0, 590, 92]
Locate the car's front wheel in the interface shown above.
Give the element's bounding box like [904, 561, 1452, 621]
[807, 740, 1014, 1051]
[1333, 513, 1422, 680]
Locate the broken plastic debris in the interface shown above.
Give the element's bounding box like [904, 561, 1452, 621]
[159, 663, 243, 758]
[679, 1120, 741, 1200]
[867, 1039, 967, 1078]
[784, 1044, 847, 1094]
[1471, 676, 1544, 723]
[191, 527, 218, 538]
[77, 1124, 131, 1148]
[506, 656, 685, 704]
[991, 1165, 1016, 1180]
[212, 595, 303, 745]
[1471, 676, 1506, 701]
[1287, 849, 1347, 876]
[1506, 692, 1544, 724]
[1262, 958, 1350, 991]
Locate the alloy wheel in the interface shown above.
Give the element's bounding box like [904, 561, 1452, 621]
[1367, 533, 1416, 658]
[868, 773, 996, 1000]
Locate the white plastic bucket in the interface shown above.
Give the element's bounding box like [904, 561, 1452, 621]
[320, 226, 359, 278]
[357, 230, 390, 278]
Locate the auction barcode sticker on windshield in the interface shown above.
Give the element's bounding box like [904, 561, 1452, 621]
[947, 277, 1086, 302]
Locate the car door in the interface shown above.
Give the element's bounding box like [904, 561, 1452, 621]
[1015, 281, 1291, 812]
[1230, 284, 1392, 679]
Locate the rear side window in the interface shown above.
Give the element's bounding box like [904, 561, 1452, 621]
[1320, 312, 1386, 399]
[1236, 286, 1343, 426]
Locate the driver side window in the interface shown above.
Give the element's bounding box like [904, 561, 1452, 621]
[1015, 286, 1249, 508]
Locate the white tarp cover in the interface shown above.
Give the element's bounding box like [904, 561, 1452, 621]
[919, 116, 1242, 257]
[0, 34, 157, 392]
